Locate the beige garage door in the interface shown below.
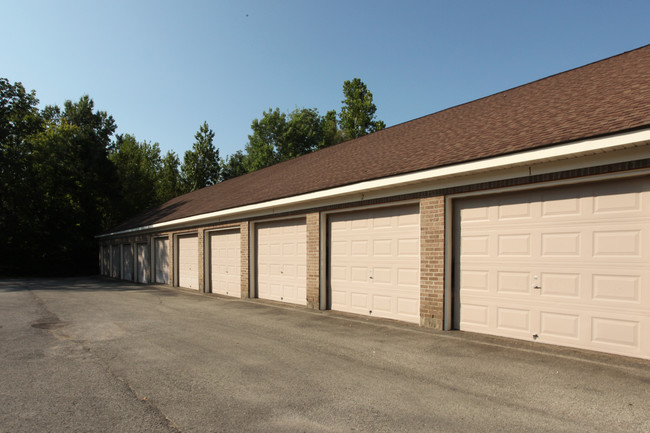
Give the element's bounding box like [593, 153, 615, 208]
[154, 237, 170, 284]
[177, 234, 199, 290]
[454, 177, 650, 359]
[256, 219, 306, 305]
[122, 244, 133, 281]
[136, 243, 150, 284]
[329, 204, 420, 324]
[111, 245, 120, 279]
[102, 246, 110, 276]
[210, 230, 241, 297]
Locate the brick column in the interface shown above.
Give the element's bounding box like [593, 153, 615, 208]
[420, 196, 445, 329]
[240, 221, 250, 299]
[306, 213, 320, 309]
[167, 233, 175, 287]
[198, 230, 205, 293]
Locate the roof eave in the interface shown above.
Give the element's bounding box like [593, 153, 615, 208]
[96, 127, 650, 239]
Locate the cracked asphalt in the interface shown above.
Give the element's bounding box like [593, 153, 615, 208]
[1, 277, 648, 433]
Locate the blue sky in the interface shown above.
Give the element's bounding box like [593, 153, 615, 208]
[2, 1, 649, 158]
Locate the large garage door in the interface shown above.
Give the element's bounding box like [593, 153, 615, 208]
[209, 230, 241, 297]
[154, 237, 170, 284]
[111, 245, 120, 279]
[454, 177, 650, 359]
[136, 243, 150, 284]
[177, 234, 199, 290]
[256, 219, 306, 305]
[329, 204, 420, 323]
[122, 244, 133, 281]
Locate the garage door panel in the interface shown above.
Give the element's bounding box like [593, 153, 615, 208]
[210, 230, 241, 298]
[257, 219, 307, 305]
[397, 297, 419, 316]
[592, 273, 642, 303]
[497, 272, 532, 295]
[111, 246, 120, 278]
[460, 270, 489, 291]
[178, 235, 198, 290]
[539, 273, 581, 297]
[154, 238, 170, 284]
[136, 244, 150, 284]
[594, 191, 642, 214]
[591, 317, 639, 348]
[456, 177, 650, 359]
[461, 304, 489, 327]
[122, 245, 133, 281]
[497, 307, 532, 333]
[593, 229, 640, 257]
[540, 312, 580, 340]
[329, 204, 420, 324]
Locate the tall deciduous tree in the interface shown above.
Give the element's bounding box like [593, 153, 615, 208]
[180, 121, 220, 192]
[158, 150, 183, 202]
[319, 109, 343, 149]
[0, 80, 118, 275]
[0, 79, 45, 275]
[338, 78, 385, 140]
[220, 150, 248, 181]
[245, 107, 330, 172]
[109, 134, 163, 220]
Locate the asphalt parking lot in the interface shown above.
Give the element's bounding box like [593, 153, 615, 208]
[1, 277, 648, 433]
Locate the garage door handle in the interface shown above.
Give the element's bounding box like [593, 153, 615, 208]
[533, 285, 541, 289]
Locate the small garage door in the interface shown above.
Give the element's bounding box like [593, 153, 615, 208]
[454, 177, 650, 359]
[154, 237, 170, 284]
[111, 245, 120, 279]
[136, 243, 150, 284]
[209, 230, 241, 297]
[122, 244, 133, 281]
[256, 219, 306, 305]
[102, 246, 110, 276]
[329, 204, 420, 323]
[177, 234, 199, 290]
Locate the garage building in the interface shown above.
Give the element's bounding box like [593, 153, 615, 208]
[98, 46, 650, 360]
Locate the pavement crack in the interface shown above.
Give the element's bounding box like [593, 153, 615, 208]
[80, 343, 184, 433]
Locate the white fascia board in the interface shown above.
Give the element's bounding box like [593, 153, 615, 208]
[99, 128, 650, 238]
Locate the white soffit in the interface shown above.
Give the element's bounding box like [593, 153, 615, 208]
[100, 128, 650, 237]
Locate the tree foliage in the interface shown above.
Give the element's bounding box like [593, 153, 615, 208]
[158, 150, 183, 202]
[338, 78, 385, 140]
[220, 150, 248, 181]
[180, 121, 220, 192]
[244, 106, 347, 172]
[109, 134, 162, 219]
[240, 78, 382, 173]
[0, 76, 385, 275]
[0, 80, 118, 275]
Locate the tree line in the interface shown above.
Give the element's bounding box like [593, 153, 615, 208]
[0, 77, 384, 275]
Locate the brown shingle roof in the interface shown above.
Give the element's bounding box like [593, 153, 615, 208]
[109, 45, 650, 233]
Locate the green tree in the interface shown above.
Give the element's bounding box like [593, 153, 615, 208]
[158, 150, 183, 202]
[338, 78, 385, 140]
[245, 108, 285, 171]
[220, 150, 248, 181]
[0, 79, 45, 275]
[245, 107, 327, 172]
[0, 82, 118, 275]
[319, 109, 343, 149]
[109, 134, 163, 219]
[180, 121, 220, 192]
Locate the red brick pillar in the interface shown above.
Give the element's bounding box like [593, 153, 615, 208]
[420, 196, 445, 329]
[306, 213, 320, 309]
[240, 221, 250, 298]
